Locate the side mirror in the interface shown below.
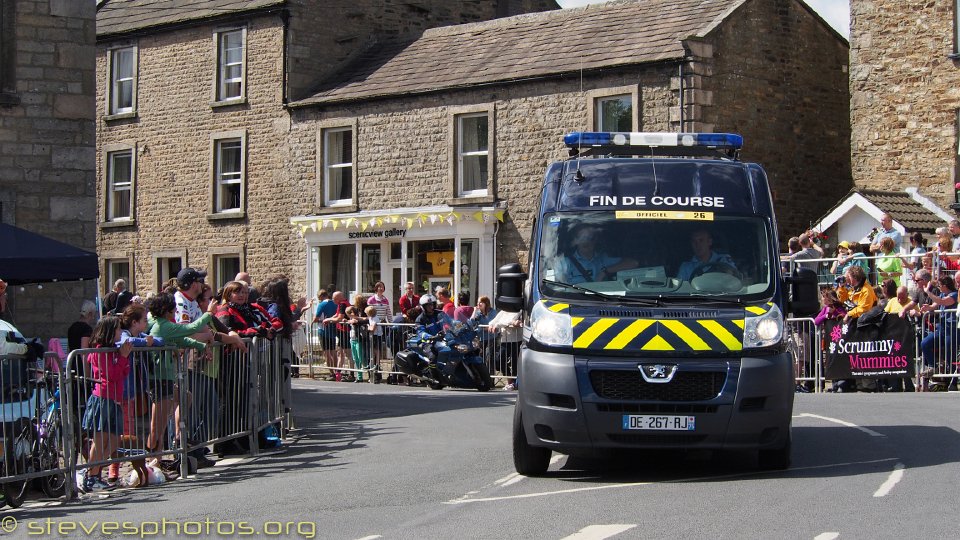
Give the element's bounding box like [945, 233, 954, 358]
[496, 263, 527, 312]
[787, 268, 819, 317]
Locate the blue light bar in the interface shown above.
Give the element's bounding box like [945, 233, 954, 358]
[564, 132, 743, 150]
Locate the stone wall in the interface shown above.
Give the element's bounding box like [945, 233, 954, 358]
[97, 1, 560, 297]
[850, 0, 960, 208]
[0, 0, 96, 339]
[703, 0, 852, 239]
[287, 67, 678, 290]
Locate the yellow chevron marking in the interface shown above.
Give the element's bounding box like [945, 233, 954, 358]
[571, 317, 584, 327]
[698, 320, 742, 350]
[548, 303, 569, 313]
[573, 318, 618, 348]
[745, 306, 767, 316]
[661, 320, 710, 350]
[642, 334, 674, 351]
[733, 319, 745, 329]
[604, 319, 655, 350]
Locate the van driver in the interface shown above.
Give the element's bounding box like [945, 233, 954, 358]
[555, 226, 637, 284]
[677, 228, 737, 281]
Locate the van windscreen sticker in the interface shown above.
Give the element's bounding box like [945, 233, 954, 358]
[615, 210, 714, 221]
[588, 196, 725, 207]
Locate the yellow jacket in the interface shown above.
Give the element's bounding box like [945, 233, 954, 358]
[837, 282, 878, 318]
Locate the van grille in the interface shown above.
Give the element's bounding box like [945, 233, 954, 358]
[589, 370, 725, 401]
[597, 310, 719, 319]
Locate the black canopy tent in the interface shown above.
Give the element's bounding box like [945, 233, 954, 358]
[0, 223, 99, 285]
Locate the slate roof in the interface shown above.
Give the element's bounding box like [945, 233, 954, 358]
[291, 0, 745, 107]
[857, 189, 947, 233]
[97, 0, 285, 38]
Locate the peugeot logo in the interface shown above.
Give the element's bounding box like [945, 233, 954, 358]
[639, 363, 678, 383]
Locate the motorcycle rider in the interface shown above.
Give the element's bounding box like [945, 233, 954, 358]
[414, 294, 447, 336]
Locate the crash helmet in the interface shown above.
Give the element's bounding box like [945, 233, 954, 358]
[419, 294, 437, 307]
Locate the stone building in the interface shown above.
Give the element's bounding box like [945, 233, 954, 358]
[849, 0, 960, 210]
[286, 0, 851, 305]
[94, 0, 559, 297]
[96, 0, 849, 309]
[0, 0, 97, 338]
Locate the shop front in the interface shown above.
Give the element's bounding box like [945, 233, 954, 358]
[291, 206, 503, 312]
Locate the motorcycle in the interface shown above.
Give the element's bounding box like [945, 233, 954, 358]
[393, 318, 492, 392]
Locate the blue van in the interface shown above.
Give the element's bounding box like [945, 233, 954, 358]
[496, 132, 818, 475]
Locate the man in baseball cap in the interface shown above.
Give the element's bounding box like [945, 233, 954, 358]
[175, 268, 208, 324]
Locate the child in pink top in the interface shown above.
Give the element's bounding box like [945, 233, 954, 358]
[79, 315, 132, 493]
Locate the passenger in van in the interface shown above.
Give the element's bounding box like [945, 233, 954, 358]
[555, 226, 637, 284]
[677, 228, 737, 281]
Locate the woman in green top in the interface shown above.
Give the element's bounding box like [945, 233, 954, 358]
[146, 292, 213, 454]
[876, 236, 903, 286]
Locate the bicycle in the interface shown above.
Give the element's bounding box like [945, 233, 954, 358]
[0, 370, 78, 507]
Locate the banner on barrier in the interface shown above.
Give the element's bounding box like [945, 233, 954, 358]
[823, 314, 915, 379]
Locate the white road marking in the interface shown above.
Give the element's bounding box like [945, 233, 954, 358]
[446, 457, 898, 505]
[873, 462, 905, 497]
[444, 481, 653, 504]
[355, 536, 382, 540]
[494, 472, 519, 485]
[796, 413, 884, 437]
[814, 533, 839, 540]
[561, 524, 637, 540]
[501, 475, 525, 487]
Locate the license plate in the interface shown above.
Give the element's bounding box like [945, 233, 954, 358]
[622, 415, 695, 431]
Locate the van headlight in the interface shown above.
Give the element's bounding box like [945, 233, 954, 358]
[530, 301, 573, 347]
[742, 303, 783, 349]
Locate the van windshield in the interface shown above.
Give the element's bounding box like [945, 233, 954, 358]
[537, 212, 774, 302]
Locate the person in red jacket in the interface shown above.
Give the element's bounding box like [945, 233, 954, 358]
[398, 282, 420, 316]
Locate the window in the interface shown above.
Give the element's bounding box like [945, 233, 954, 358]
[214, 137, 244, 213]
[956, 0, 960, 55]
[105, 258, 130, 296]
[456, 113, 489, 197]
[212, 254, 241, 291]
[322, 127, 353, 206]
[595, 94, 633, 131]
[215, 29, 245, 102]
[0, 0, 17, 106]
[108, 46, 136, 115]
[155, 255, 183, 292]
[106, 149, 133, 221]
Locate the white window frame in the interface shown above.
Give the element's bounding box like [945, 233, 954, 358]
[209, 249, 243, 292]
[586, 86, 639, 133]
[106, 45, 137, 116]
[102, 256, 133, 296]
[214, 28, 246, 103]
[456, 112, 490, 198]
[211, 130, 246, 215]
[594, 94, 633, 131]
[322, 126, 354, 207]
[106, 148, 134, 221]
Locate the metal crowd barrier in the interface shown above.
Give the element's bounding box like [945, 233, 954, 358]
[0, 336, 293, 502]
[297, 316, 519, 386]
[916, 308, 960, 391]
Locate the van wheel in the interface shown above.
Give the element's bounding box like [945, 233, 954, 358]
[513, 408, 550, 476]
[758, 434, 791, 470]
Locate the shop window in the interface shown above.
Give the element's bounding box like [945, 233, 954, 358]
[215, 28, 245, 103]
[456, 113, 489, 197]
[314, 244, 357, 296]
[362, 244, 381, 293]
[322, 127, 354, 206]
[595, 94, 633, 131]
[212, 133, 245, 215]
[106, 149, 134, 221]
[107, 45, 137, 116]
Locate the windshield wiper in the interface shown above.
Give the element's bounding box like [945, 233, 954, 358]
[542, 279, 620, 301]
[659, 295, 746, 307]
